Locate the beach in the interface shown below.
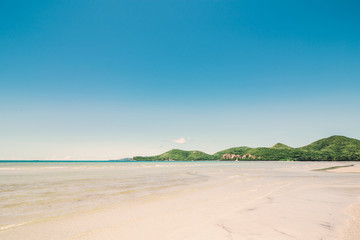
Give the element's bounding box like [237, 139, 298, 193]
[1, 161, 359, 240]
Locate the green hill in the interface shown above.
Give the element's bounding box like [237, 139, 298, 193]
[214, 146, 303, 161]
[272, 143, 292, 149]
[300, 135, 360, 152]
[298, 135, 360, 161]
[133, 149, 217, 161]
[214, 146, 252, 158]
[133, 136, 360, 161]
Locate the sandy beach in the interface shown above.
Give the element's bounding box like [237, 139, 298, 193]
[1, 161, 359, 240]
[2, 0, 360, 239]
[325, 165, 360, 240]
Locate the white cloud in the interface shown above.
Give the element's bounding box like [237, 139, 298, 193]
[172, 137, 186, 144]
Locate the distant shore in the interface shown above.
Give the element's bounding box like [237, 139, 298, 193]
[134, 135, 360, 161]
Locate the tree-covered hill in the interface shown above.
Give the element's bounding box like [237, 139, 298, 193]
[298, 135, 360, 161]
[133, 136, 360, 161]
[214, 146, 304, 161]
[271, 143, 292, 149]
[300, 135, 360, 152]
[133, 149, 217, 161]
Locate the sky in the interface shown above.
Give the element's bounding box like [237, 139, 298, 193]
[0, 0, 359, 160]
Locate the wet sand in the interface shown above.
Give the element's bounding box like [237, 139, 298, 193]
[327, 165, 360, 173]
[1, 161, 359, 240]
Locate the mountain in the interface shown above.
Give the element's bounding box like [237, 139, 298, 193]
[300, 135, 360, 152]
[133, 149, 217, 161]
[271, 143, 292, 149]
[297, 135, 360, 161]
[214, 146, 303, 161]
[109, 158, 132, 161]
[133, 136, 360, 161]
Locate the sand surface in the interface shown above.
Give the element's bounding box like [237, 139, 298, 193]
[340, 200, 360, 240]
[1, 161, 360, 240]
[328, 164, 360, 240]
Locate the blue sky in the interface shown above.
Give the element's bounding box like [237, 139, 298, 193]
[1, 0, 359, 160]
